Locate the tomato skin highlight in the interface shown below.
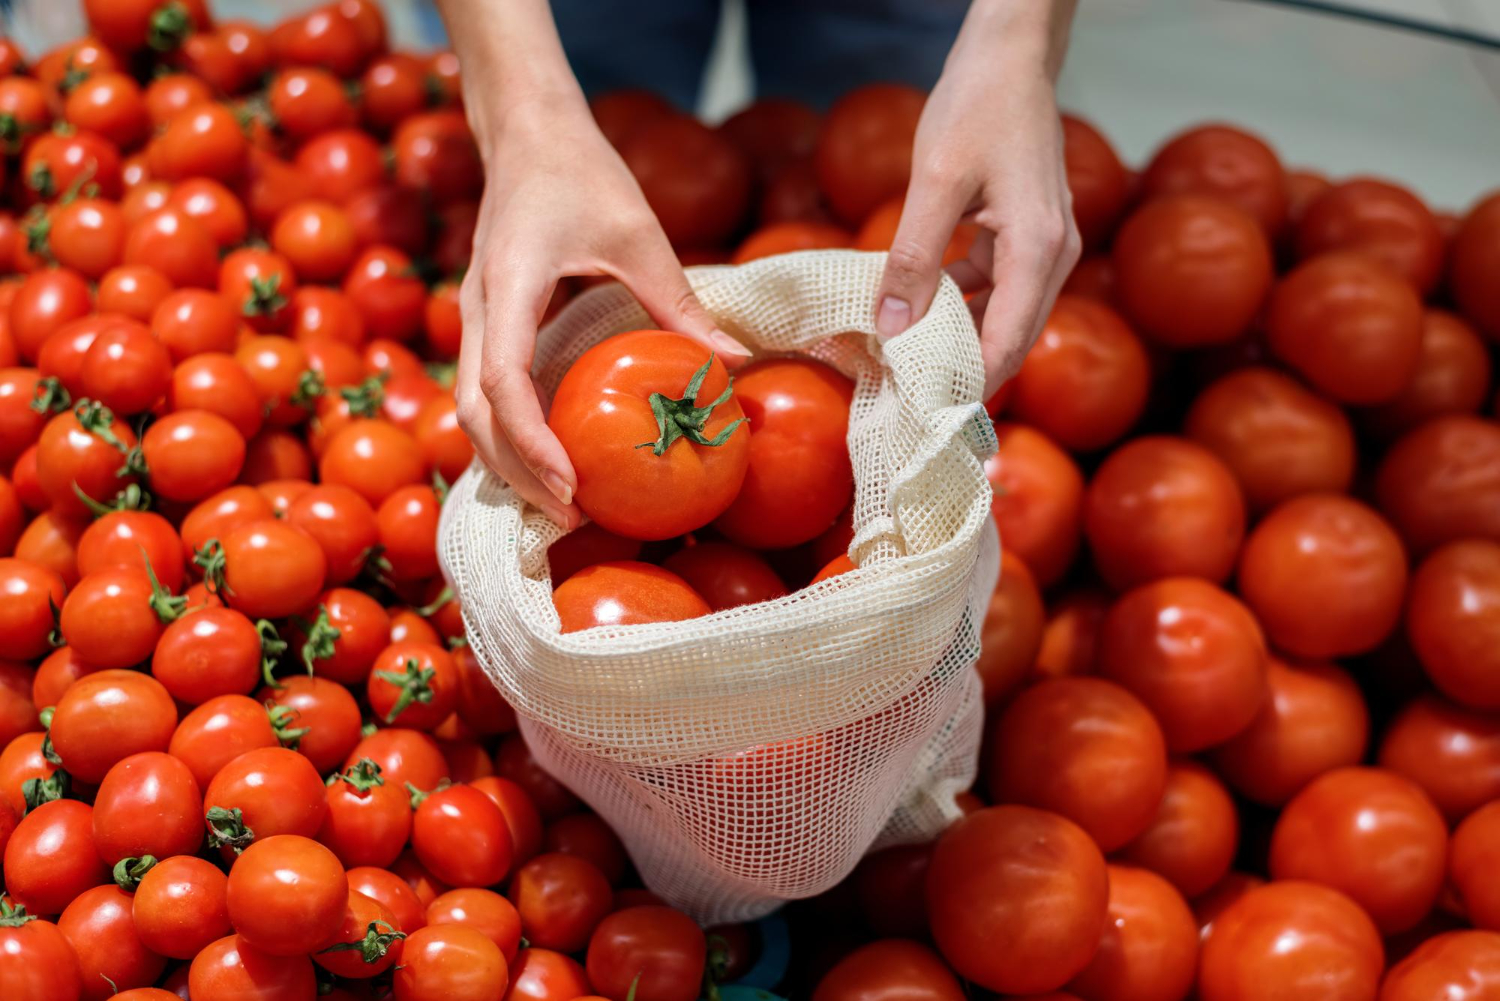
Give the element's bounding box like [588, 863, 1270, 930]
[553, 561, 711, 633]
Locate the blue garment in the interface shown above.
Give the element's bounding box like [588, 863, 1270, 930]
[550, 0, 968, 109]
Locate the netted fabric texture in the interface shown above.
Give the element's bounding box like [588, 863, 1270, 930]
[439, 250, 999, 924]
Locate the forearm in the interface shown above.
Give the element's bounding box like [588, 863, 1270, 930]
[433, 0, 590, 149]
[949, 0, 1078, 80]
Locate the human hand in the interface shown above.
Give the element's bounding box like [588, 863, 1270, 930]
[453, 97, 752, 528]
[874, 0, 1081, 401]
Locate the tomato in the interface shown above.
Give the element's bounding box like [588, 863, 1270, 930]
[120, 182, 172, 226]
[82, 0, 209, 52]
[318, 417, 426, 507]
[1450, 190, 1500, 340]
[57, 883, 165, 1000]
[133, 854, 231, 960]
[23, 131, 123, 203]
[291, 287, 368, 348]
[266, 66, 357, 141]
[341, 867, 423, 938]
[143, 409, 246, 503]
[346, 728, 449, 793]
[618, 114, 750, 248]
[590, 89, 674, 148]
[464, 778, 540, 868]
[1406, 539, 1500, 710]
[813, 84, 923, 227]
[1140, 124, 1288, 234]
[313, 757, 410, 870]
[314, 888, 403, 980]
[77, 510, 183, 595]
[1197, 881, 1382, 1001]
[92, 751, 202, 865]
[59, 564, 175, 671]
[1297, 177, 1443, 293]
[1364, 310, 1492, 438]
[0, 731, 55, 817]
[414, 394, 474, 484]
[9, 448, 47, 514]
[276, 7, 365, 77]
[346, 187, 427, 261]
[1114, 760, 1237, 899]
[204, 746, 328, 849]
[167, 178, 249, 249]
[416, 890, 521, 966]
[359, 53, 426, 130]
[225, 834, 347, 957]
[263, 678, 360, 778]
[77, 320, 170, 416]
[46, 198, 126, 279]
[213, 518, 326, 620]
[4, 799, 109, 915]
[1008, 296, 1150, 451]
[187, 934, 316, 999]
[221, 249, 297, 335]
[1380, 930, 1500, 1001]
[392, 110, 482, 205]
[168, 354, 263, 443]
[294, 128, 387, 205]
[124, 208, 218, 289]
[151, 608, 261, 704]
[148, 290, 235, 365]
[581, 905, 702, 1001]
[1184, 366, 1356, 512]
[376, 485, 440, 582]
[179, 485, 273, 566]
[1375, 415, 1500, 555]
[1112, 195, 1273, 347]
[0, 903, 84, 1001]
[810, 938, 962, 1000]
[1237, 494, 1406, 658]
[971, 550, 1045, 706]
[0, 557, 66, 660]
[495, 734, 579, 821]
[362, 642, 453, 732]
[97, 266, 171, 322]
[716, 97, 819, 183]
[987, 677, 1166, 851]
[1084, 436, 1246, 592]
[342, 245, 426, 342]
[0, 661, 36, 748]
[394, 924, 509, 1001]
[10, 269, 93, 363]
[657, 542, 787, 612]
[142, 73, 210, 128]
[508, 852, 611, 953]
[1450, 801, 1500, 932]
[62, 72, 147, 152]
[270, 200, 357, 284]
[148, 103, 246, 185]
[984, 424, 1084, 586]
[50, 669, 177, 783]
[409, 783, 513, 888]
[1062, 254, 1118, 306]
[1063, 114, 1129, 248]
[1064, 865, 1198, 1001]
[924, 805, 1107, 994]
[1379, 694, 1500, 822]
[553, 561, 711, 633]
[541, 523, 640, 589]
[536, 815, 621, 887]
[1266, 251, 1422, 403]
[31, 645, 96, 713]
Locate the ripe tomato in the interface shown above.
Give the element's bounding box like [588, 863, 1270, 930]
[411, 783, 514, 887]
[31, 645, 97, 713]
[0, 557, 66, 660]
[927, 805, 1107, 995]
[1379, 694, 1500, 823]
[92, 750, 203, 864]
[0, 368, 52, 464]
[414, 395, 474, 484]
[1266, 251, 1422, 403]
[346, 864, 427, 937]
[151, 290, 237, 364]
[1406, 539, 1500, 710]
[547, 522, 644, 587]
[187, 934, 316, 999]
[392, 110, 483, 205]
[1140, 124, 1288, 234]
[367, 641, 460, 731]
[267, 66, 356, 140]
[142, 73, 210, 128]
[1450, 190, 1500, 340]
[226, 834, 347, 956]
[317, 757, 412, 869]
[23, 131, 123, 203]
[77, 319, 171, 415]
[120, 182, 173, 226]
[986, 677, 1166, 851]
[972, 550, 1045, 707]
[345, 727, 450, 792]
[717, 97, 819, 183]
[551, 331, 750, 539]
[661, 542, 789, 612]
[97, 266, 172, 321]
[376, 484, 440, 581]
[204, 746, 328, 849]
[142, 409, 245, 502]
[319, 417, 426, 505]
[471, 777, 545, 865]
[812, 939, 963, 1000]
[133, 854, 231, 960]
[314, 888, 404, 979]
[168, 353, 264, 441]
[1197, 881, 1382, 1001]
[342, 245, 426, 342]
[1066, 865, 1198, 1001]
[1118, 759, 1238, 898]
[1237, 494, 1406, 658]
[494, 734, 579, 821]
[1297, 177, 1443, 293]
[1098, 577, 1267, 751]
[425, 889, 522, 963]
[294, 128, 387, 206]
[151, 104, 248, 186]
[50, 669, 177, 782]
[0, 731, 55, 818]
[1084, 435, 1246, 592]
[0, 661, 36, 748]
[591, 89, 674, 148]
[1380, 930, 1500, 1001]
[0, 904, 84, 1001]
[271, 200, 358, 283]
[77, 509, 184, 594]
[552, 561, 710, 633]
[10, 269, 93, 364]
[45, 198, 126, 279]
[813, 84, 924, 227]
[1112, 195, 1273, 347]
[289, 588, 386, 686]
[217, 518, 326, 620]
[620, 114, 751, 248]
[221, 248, 296, 333]
[985, 423, 1084, 586]
[732, 220, 851, 263]
[82, 0, 210, 52]
[585, 906, 704, 1001]
[57, 883, 165, 1000]
[539, 814, 625, 886]
[167, 177, 249, 249]
[1364, 310, 1492, 438]
[179, 485, 273, 565]
[1062, 114, 1130, 248]
[258, 676, 360, 777]
[1374, 415, 1500, 555]
[1184, 366, 1356, 511]
[1211, 656, 1368, 805]
[124, 207, 218, 288]
[359, 53, 427, 131]
[237, 434, 311, 487]
[4, 799, 109, 915]
[394, 924, 510, 1001]
[1450, 802, 1500, 931]
[509, 852, 611, 953]
[276, 7, 365, 77]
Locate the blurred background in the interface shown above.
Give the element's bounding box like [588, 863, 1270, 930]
[4, 0, 1498, 209]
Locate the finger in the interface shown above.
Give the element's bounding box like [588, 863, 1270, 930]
[978, 209, 1079, 400]
[476, 262, 582, 519]
[874, 169, 972, 341]
[617, 231, 753, 365]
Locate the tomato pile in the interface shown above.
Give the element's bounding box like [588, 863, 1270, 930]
[1, 1, 1499, 1000]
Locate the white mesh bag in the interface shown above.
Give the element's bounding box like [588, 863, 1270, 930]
[438, 250, 999, 924]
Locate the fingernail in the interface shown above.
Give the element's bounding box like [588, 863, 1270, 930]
[876, 296, 911, 341]
[711, 329, 754, 358]
[541, 469, 573, 507]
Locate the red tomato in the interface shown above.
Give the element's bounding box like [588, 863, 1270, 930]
[585, 906, 704, 1001]
[151, 289, 237, 363]
[124, 208, 218, 289]
[282, 487, 376, 588]
[717, 97, 819, 182]
[50, 669, 176, 782]
[985, 423, 1084, 586]
[348, 865, 426, 937]
[1266, 251, 1422, 403]
[552, 561, 710, 633]
[167, 177, 249, 249]
[142, 73, 210, 128]
[289, 587, 386, 687]
[539, 813, 625, 886]
[31, 645, 96, 713]
[620, 114, 751, 248]
[4, 799, 109, 915]
[271, 200, 358, 283]
[76, 509, 183, 593]
[220, 248, 297, 333]
[395, 924, 510, 1001]
[1375, 415, 1500, 555]
[1063, 114, 1130, 248]
[57, 883, 165, 999]
[1084, 436, 1246, 592]
[204, 746, 328, 849]
[225, 834, 347, 956]
[732, 221, 851, 263]
[317, 757, 412, 869]
[812, 939, 963, 1000]
[1451, 802, 1500, 931]
[150, 104, 246, 184]
[10, 269, 93, 364]
[132, 855, 231, 960]
[376, 484, 440, 581]
[661, 542, 789, 612]
[1185, 366, 1356, 511]
[1363, 310, 1493, 438]
[23, 131, 123, 202]
[1118, 760, 1238, 898]
[972, 550, 1045, 707]
[546, 522, 644, 587]
[367, 640, 460, 731]
[168, 353, 264, 441]
[509, 852, 612, 953]
[413, 394, 474, 484]
[471, 776, 545, 865]
[77, 320, 170, 415]
[0, 660, 36, 747]
[345, 727, 450, 792]
[494, 734, 579, 821]
[45, 198, 127, 279]
[1112, 195, 1273, 347]
[392, 110, 482, 206]
[0, 904, 83, 1001]
[1380, 930, 1500, 1001]
[82, 0, 209, 52]
[295, 128, 387, 206]
[1197, 881, 1382, 1001]
[1297, 177, 1443, 293]
[0, 557, 64, 660]
[252, 676, 354, 775]
[1450, 190, 1500, 340]
[91, 751, 202, 864]
[1378, 694, 1500, 822]
[590, 89, 674, 148]
[0, 369, 53, 466]
[179, 485, 273, 566]
[267, 66, 357, 140]
[927, 805, 1107, 995]
[1406, 539, 1500, 710]
[1065, 865, 1198, 1001]
[759, 157, 834, 225]
[142, 409, 245, 502]
[319, 417, 426, 505]
[1141, 124, 1288, 234]
[217, 518, 326, 620]
[1237, 494, 1407, 658]
[0, 731, 55, 818]
[425, 888, 522, 963]
[814, 84, 924, 227]
[411, 783, 513, 887]
[360, 53, 427, 131]
[312, 888, 404, 980]
[187, 934, 316, 999]
[97, 266, 171, 321]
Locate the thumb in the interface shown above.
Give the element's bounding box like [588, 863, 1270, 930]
[874, 181, 969, 342]
[625, 237, 753, 362]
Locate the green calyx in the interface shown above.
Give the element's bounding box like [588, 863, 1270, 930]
[147, 1, 195, 52]
[142, 547, 186, 624]
[0, 899, 35, 927]
[241, 273, 287, 318]
[413, 585, 453, 619]
[29, 376, 69, 415]
[634, 354, 746, 457]
[374, 657, 436, 724]
[22, 208, 50, 259]
[318, 920, 406, 964]
[330, 758, 385, 794]
[339, 372, 388, 418]
[291, 368, 326, 410]
[112, 855, 157, 891]
[22, 768, 69, 814]
[72, 481, 153, 519]
[266, 703, 309, 748]
[300, 605, 341, 673]
[74, 399, 128, 453]
[405, 778, 450, 810]
[27, 162, 53, 199]
[205, 806, 255, 853]
[257, 619, 287, 689]
[193, 540, 230, 599]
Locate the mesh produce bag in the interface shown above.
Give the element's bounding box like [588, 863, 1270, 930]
[438, 250, 999, 924]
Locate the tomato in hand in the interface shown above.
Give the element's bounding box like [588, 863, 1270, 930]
[132, 855, 231, 960]
[0, 903, 84, 1001]
[586, 905, 705, 1001]
[57, 883, 165, 1000]
[4, 799, 110, 916]
[50, 669, 177, 783]
[204, 746, 328, 849]
[509, 852, 612, 953]
[1140, 124, 1288, 234]
[812, 939, 964, 1001]
[553, 561, 711, 633]
[1296, 177, 1443, 293]
[394, 924, 510, 1001]
[187, 934, 316, 1000]
[226, 834, 348, 956]
[91, 751, 202, 864]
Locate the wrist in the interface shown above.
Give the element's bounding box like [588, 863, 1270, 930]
[952, 0, 1074, 80]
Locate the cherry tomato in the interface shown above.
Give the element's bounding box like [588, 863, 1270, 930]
[1450, 801, 1500, 932]
[1112, 195, 1273, 347]
[553, 561, 711, 633]
[811, 938, 963, 1001]
[1297, 177, 1443, 293]
[221, 248, 297, 334]
[1237, 494, 1406, 658]
[619, 114, 750, 248]
[345, 727, 450, 793]
[4, 799, 109, 915]
[124, 208, 218, 289]
[0, 660, 36, 748]
[76, 509, 183, 595]
[23, 130, 123, 203]
[61, 68, 146, 149]
[270, 200, 358, 284]
[359, 53, 427, 131]
[58, 564, 175, 672]
[342, 245, 426, 342]
[91, 751, 202, 864]
[276, 6, 365, 77]
[1381, 930, 1500, 1001]
[346, 864, 427, 938]
[179, 485, 274, 567]
[392, 109, 482, 206]
[50, 669, 177, 783]
[0, 368, 51, 464]
[168, 694, 282, 794]
[97, 266, 171, 322]
[316, 757, 412, 870]
[660, 542, 789, 612]
[413, 394, 474, 484]
[986, 677, 1167, 851]
[394, 924, 510, 1001]
[10, 269, 93, 363]
[82, 0, 209, 52]
[57, 883, 164, 1000]
[226, 834, 347, 956]
[813, 84, 923, 227]
[46, 198, 127, 279]
[1141, 124, 1288, 233]
[494, 733, 579, 821]
[584, 905, 704, 1001]
[143, 409, 245, 503]
[0, 731, 54, 818]
[319, 417, 426, 505]
[294, 127, 387, 206]
[1406, 539, 1500, 710]
[314, 888, 404, 980]
[367, 641, 460, 731]
[132, 855, 231, 960]
[985, 423, 1084, 586]
[168, 353, 264, 443]
[1378, 693, 1500, 822]
[375, 485, 440, 582]
[1065, 865, 1199, 1001]
[420, 889, 521, 965]
[216, 518, 326, 620]
[204, 746, 328, 849]
[410, 783, 513, 887]
[187, 934, 316, 999]
[266, 66, 357, 141]
[1364, 310, 1493, 438]
[1375, 415, 1500, 555]
[0, 903, 84, 1001]
[167, 177, 248, 249]
[0, 557, 66, 659]
[1450, 190, 1500, 340]
[470, 776, 545, 865]
[971, 550, 1045, 706]
[509, 852, 611, 953]
[1063, 114, 1130, 248]
[258, 674, 361, 777]
[1117, 759, 1238, 898]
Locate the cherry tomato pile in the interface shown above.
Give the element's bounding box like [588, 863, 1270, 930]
[1, 2, 1499, 1000]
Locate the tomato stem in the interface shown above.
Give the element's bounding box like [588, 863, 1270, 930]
[300, 605, 341, 674]
[405, 778, 450, 810]
[291, 368, 326, 410]
[256, 619, 287, 689]
[329, 758, 386, 794]
[634, 354, 746, 456]
[74, 399, 129, 454]
[29, 376, 69, 415]
[318, 920, 406, 964]
[205, 806, 255, 853]
[147, 1, 195, 52]
[374, 657, 436, 724]
[241, 273, 288, 318]
[0, 900, 35, 927]
[412, 586, 452, 619]
[339, 373, 388, 418]
[141, 547, 187, 624]
[112, 855, 157, 891]
[266, 703, 309, 748]
[194, 540, 230, 598]
[21, 769, 69, 814]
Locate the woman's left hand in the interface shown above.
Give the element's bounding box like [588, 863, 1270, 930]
[874, 0, 1082, 401]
